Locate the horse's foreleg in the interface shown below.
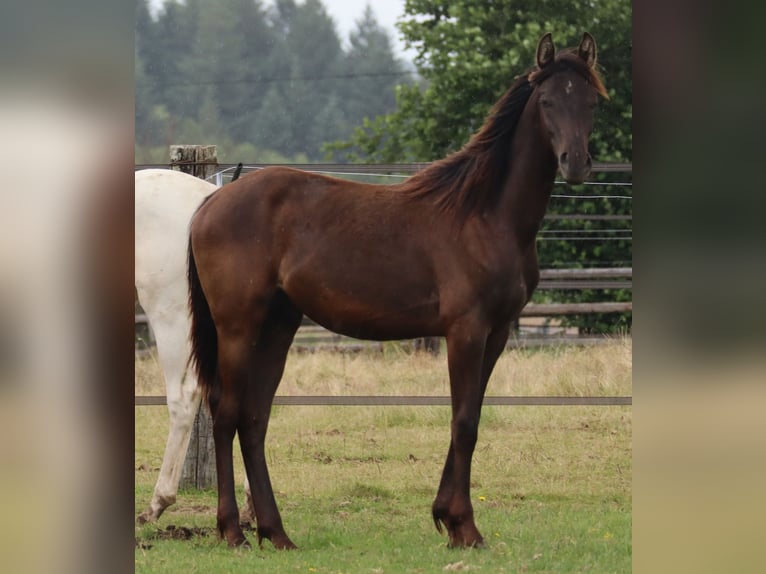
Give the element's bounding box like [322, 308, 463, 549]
[434, 320, 510, 548]
[239, 297, 302, 549]
[434, 322, 487, 548]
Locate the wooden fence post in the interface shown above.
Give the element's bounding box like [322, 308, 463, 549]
[169, 144, 218, 181]
[171, 144, 218, 491]
[180, 402, 217, 490]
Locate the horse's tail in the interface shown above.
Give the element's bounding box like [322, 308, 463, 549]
[187, 234, 218, 405]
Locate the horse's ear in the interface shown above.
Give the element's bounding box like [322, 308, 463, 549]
[536, 33, 555, 69]
[578, 32, 597, 68]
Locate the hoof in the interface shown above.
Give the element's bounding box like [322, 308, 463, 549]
[218, 524, 250, 548]
[227, 534, 251, 548]
[257, 528, 297, 550]
[446, 523, 484, 549]
[136, 511, 157, 525]
[272, 536, 298, 550]
[136, 512, 152, 526]
[448, 535, 485, 549]
[433, 511, 484, 549]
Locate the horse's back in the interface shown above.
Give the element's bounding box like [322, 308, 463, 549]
[191, 165, 421, 265]
[135, 169, 216, 309]
[135, 169, 215, 220]
[190, 166, 450, 339]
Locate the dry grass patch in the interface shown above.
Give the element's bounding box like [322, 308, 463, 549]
[136, 338, 631, 494]
[136, 336, 631, 397]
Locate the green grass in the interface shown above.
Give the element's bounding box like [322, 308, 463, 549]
[136, 493, 629, 573]
[136, 341, 631, 572]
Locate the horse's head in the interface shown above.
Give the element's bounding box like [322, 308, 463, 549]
[531, 32, 607, 184]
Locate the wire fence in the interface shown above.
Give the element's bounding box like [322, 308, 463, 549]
[135, 161, 631, 350]
[135, 161, 632, 406]
[137, 162, 633, 250]
[133, 162, 631, 499]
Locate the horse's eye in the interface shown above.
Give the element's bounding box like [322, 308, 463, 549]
[541, 99, 553, 109]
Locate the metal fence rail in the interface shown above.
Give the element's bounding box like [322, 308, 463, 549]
[136, 161, 632, 175]
[135, 162, 631, 354]
[135, 395, 631, 406]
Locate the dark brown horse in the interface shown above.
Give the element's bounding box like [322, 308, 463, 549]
[187, 32, 608, 550]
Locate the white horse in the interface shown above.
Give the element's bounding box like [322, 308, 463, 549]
[135, 168, 252, 524]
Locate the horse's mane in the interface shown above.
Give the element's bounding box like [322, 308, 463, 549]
[399, 51, 607, 222]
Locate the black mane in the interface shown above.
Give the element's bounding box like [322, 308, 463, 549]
[399, 74, 534, 222]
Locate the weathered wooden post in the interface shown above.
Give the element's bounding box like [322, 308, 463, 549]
[169, 144, 217, 180]
[171, 144, 219, 490]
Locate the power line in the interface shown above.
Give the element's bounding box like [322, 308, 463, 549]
[148, 70, 418, 88]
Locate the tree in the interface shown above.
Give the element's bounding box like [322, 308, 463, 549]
[243, 0, 346, 158]
[183, 0, 277, 143]
[135, 0, 285, 158]
[342, 4, 408, 130]
[135, 0, 160, 147]
[147, 0, 200, 120]
[252, 84, 295, 153]
[330, 0, 632, 333]
[134, 34, 153, 147]
[335, 0, 631, 163]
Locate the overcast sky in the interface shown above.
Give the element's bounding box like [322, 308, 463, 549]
[306, 0, 407, 50]
[148, 0, 411, 56]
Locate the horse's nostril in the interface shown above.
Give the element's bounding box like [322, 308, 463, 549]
[560, 152, 569, 165]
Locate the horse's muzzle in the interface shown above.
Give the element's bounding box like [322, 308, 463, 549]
[559, 150, 592, 184]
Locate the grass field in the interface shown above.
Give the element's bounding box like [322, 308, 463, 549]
[136, 340, 631, 573]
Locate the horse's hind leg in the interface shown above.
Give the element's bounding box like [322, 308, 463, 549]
[138, 369, 200, 524]
[138, 317, 201, 524]
[212, 329, 260, 547]
[238, 291, 302, 550]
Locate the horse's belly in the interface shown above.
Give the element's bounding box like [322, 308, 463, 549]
[323, 321, 440, 342]
[305, 300, 443, 341]
[287, 283, 442, 341]
[280, 248, 442, 340]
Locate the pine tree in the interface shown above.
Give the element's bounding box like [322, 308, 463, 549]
[342, 4, 407, 129]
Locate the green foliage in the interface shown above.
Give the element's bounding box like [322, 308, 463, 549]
[334, 0, 631, 163]
[135, 0, 408, 161]
[535, 172, 633, 334]
[136, 0, 632, 333]
[329, 0, 632, 334]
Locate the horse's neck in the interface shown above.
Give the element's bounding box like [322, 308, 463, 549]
[496, 100, 558, 243]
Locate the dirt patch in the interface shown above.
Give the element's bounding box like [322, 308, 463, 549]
[141, 524, 217, 542]
[161, 525, 216, 540]
[136, 522, 259, 549]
